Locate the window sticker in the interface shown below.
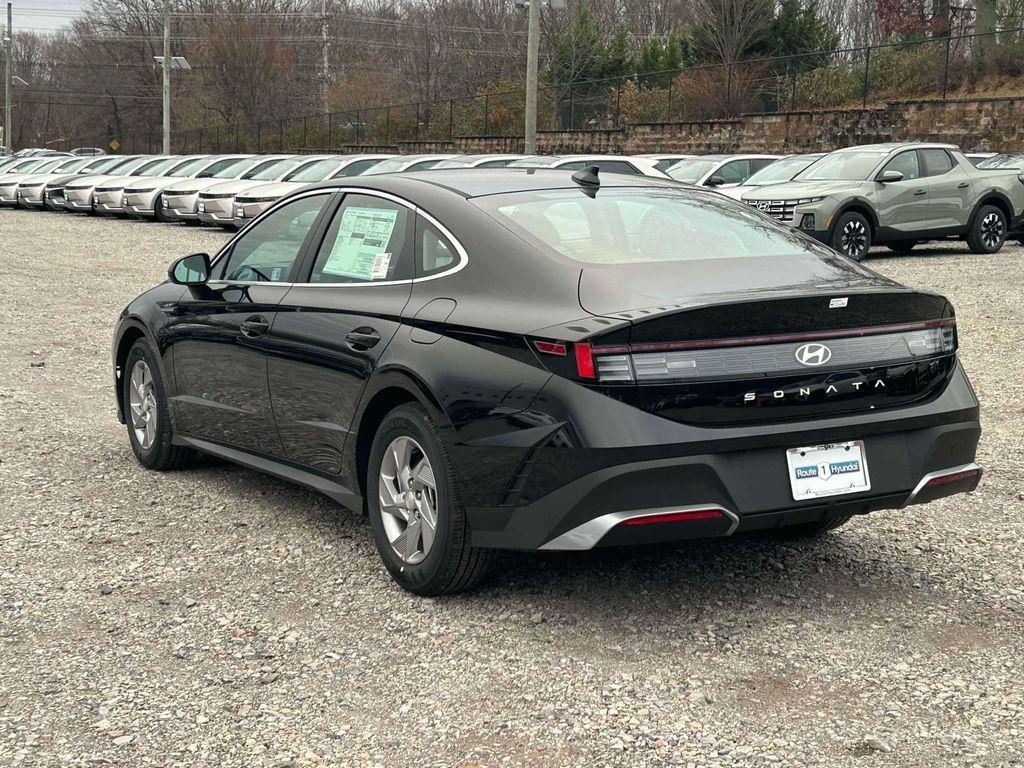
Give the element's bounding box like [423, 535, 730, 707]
[322, 206, 399, 280]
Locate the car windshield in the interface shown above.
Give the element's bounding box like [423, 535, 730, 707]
[284, 159, 341, 182]
[744, 156, 821, 185]
[81, 158, 119, 173]
[506, 157, 558, 168]
[362, 157, 417, 174]
[977, 153, 1024, 169]
[138, 157, 180, 176]
[130, 157, 174, 176]
[665, 159, 720, 183]
[10, 159, 46, 173]
[32, 159, 66, 173]
[474, 188, 814, 264]
[796, 151, 889, 181]
[243, 158, 303, 181]
[104, 156, 145, 174]
[197, 158, 250, 179]
[166, 157, 208, 176]
[53, 158, 89, 172]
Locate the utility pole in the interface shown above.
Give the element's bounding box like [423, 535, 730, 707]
[321, 0, 330, 115]
[162, 0, 170, 153]
[523, 0, 540, 154]
[4, 3, 11, 152]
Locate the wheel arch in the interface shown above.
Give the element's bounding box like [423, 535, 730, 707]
[349, 369, 452, 504]
[971, 192, 1012, 227]
[113, 318, 166, 424]
[831, 200, 878, 237]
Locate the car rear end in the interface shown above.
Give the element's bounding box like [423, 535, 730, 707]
[461, 184, 981, 551]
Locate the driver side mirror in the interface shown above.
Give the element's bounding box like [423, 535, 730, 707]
[705, 175, 727, 187]
[877, 170, 904, 183]
[168, 252, 211, 285]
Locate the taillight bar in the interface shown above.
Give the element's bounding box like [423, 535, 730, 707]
[619, 508, 726, 526]
[591, 317, 956, 355]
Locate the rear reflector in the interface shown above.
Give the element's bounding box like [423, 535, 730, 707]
[534, 340, 567, 356]
[574, 342, 596, 379]
[620, 508, 725, 526]
[922, 467, 981, 488]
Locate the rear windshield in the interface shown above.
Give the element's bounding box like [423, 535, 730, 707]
[473, 188, 813, 264]
[797, 151, 888, 181]
[744, 155, 821, 185]
[977, 153, 1024, 169]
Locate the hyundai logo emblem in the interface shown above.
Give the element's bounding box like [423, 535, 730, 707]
[757, 201, 771, 211]
[795, 343, 832, 366]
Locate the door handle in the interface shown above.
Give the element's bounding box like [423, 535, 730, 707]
[957, 182, 970, 189]
[913, 189, 927, 196]
[345, 328, 381, 349]
[240, 315, 271, 338]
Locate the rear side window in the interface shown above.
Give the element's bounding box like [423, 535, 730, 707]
[475, 188, 813, 264]
[309, 194, 413, 284]
[921, 149, 953, 176]
[589, 160, 640, 175]
[417, 217, 459, 277]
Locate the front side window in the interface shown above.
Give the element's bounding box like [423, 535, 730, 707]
[219, 194, 329, 282]
[309, 194, 412, 284]
[475, 188, 815, 265]
[881, 151, 921, 180]
[715, 159, 751, 183]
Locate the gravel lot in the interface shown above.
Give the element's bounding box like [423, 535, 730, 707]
[1, 208, 1022, 768]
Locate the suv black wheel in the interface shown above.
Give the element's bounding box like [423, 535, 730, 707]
[967, 204, 1007, 254]
[886, 240, 918, 254]
[831, 211, 872, 261]
[122, 339, 196, 470]
[367, 403, 495, 596]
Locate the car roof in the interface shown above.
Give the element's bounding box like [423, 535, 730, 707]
[306, 167, 681, 199]
[833, 142, 959, 153]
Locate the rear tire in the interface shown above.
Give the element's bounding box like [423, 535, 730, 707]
[367, 403, 495, 596]
[967, 204, 1007, 254]
[831, 211, 872, 261]
[886, 240, 918, 254]
[122, 339, 196, 471]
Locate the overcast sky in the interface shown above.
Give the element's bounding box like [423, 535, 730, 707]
[8, 0, 89, 34]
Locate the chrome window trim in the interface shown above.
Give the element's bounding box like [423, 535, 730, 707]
[213, 186, 469, 288]
[538, 504, 738, 551]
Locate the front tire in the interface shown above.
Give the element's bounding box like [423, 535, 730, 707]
[367, 403, 495, 595]
[154, 194, 172, 223]
[831, 211, 872, 261]
[967, 205, 1007, 254]
[122, 339, 195, 470]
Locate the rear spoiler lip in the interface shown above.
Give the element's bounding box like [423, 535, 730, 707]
[590, 317, 956, 355]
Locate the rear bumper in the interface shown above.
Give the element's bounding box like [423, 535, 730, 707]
[462, 364, 982, 551]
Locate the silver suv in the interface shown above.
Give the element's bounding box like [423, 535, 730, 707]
[743, 142, 1024, 260]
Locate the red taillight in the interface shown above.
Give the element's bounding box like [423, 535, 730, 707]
[574, 342, 596, 379]
[620, 508, 725, 526]
[534, 340, 567, 356]
[923, 468, 980, 488]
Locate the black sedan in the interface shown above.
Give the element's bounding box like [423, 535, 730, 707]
[113, 168, 982, 594]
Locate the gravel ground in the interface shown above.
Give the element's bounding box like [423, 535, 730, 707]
[0, 208, 1022, 768]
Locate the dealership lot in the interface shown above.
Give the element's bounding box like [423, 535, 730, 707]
[1, 209, 1022, 766]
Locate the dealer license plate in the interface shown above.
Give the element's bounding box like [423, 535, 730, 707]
[786, 441, 870, 500]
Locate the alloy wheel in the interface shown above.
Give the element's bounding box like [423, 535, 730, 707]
[981, 212, 1005, 250]
[128, 359, 158, 450]
[378, 436, 438, 565]
[840, 220, 868, 258]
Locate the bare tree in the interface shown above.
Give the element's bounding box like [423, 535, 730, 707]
[690, 0, 772, 64]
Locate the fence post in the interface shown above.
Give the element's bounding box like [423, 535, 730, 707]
[569, 83, 574, 129]
[279, 119, 284, 152]
[328, 113, 334, 149]
[667, 79, 672, 120]
[234, 123, 239, 153]
[790, 70, 797, 111]
[257, 121, 262, 153]
[615, 82, 621, 126]
[198, 127, 204, 152]
[303, 116, 308, 149]
[384, 106, 390, 145]
[356, 108, 362, 145]
[483, 94, 489, 136]
[942, 35, 952, 99]
[726, 63, 733, 114]
[448, 99, 454, 145]
[862, 45, 871, 107]
[415, 102, 420, 140]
